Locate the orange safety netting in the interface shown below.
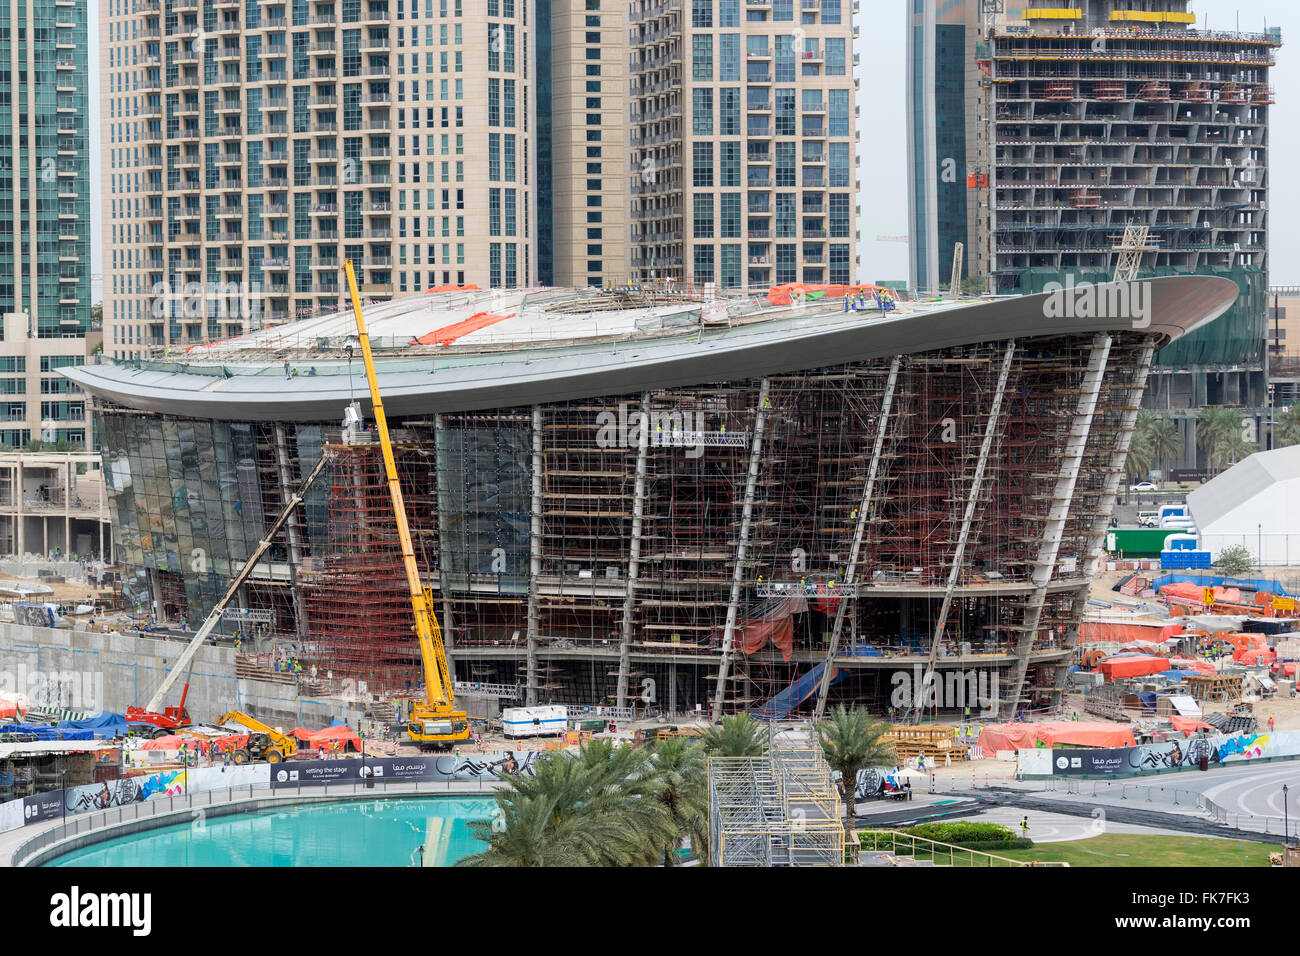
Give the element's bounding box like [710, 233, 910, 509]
[1098, 654, 1171, 679]
[976, 721, 1137, 753]
[414, 311, 516, 346]
[765, 283, 896, 306]
[1079, 621, 1185, 643]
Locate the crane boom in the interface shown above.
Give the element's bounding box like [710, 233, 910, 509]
[142, 454, 328, 715]
[343, 261, 454, 710]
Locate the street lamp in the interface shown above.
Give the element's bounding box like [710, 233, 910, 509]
[1284, 784, 1290, 847]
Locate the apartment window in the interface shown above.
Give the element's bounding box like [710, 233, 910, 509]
[826, 38, 846, 75]
[693, 142, 713, 187]
[719, 34, 740, 81]
[721, 142, 741, 187]
[720, 88, 740, 136]
[693, 246, 715, 285]
[829, 89, 850, 137]
[692, 88, 713, 136]
[694, 194, 714, 238]
[692, 0, 712, 28]
[720, 194, 741, 238]
[692, 35, 712, 82]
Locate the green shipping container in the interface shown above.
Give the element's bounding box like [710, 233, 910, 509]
[1106, 527, 1182, 556]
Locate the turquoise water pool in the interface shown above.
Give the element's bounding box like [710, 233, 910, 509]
[45, 796, 495, 867]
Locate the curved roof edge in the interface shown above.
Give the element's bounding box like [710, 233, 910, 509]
[67, 275, 1237, 422]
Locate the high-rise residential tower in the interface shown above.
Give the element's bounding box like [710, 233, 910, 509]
[101, 0, 537, 359]
[0, 0, 95, 449]
[909, 0, 1280, 470]
[629, 0, 861, 290]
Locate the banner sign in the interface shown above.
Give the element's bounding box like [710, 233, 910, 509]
[1048, 729, 1300, 777]
[268, 751, 541, 789]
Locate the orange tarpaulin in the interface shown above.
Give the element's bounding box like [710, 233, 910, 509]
[425, 283, 481, 294]
[414, 311, 516, 346]
[1098, 654, 1170, 679]
[737, 596, 805, 662]
[1235, 647, 1276, 665]
[139, 735, 205, 751]
[976, 721, 1137, 753]
[765, 283, 896, 306]
[306, 725, 362, 752]
[1170, 716, 1214, 734]
[1079, 621, 1184, 643]
[1169, 657, 1216, 675]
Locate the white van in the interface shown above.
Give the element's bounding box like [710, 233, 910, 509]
[1137, 511, 1160, 528]
[501, 705, 569, 738]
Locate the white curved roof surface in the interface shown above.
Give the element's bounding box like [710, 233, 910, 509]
[65, 276, 1239, 422]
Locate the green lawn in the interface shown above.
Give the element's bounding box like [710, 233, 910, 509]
[886, 834, 1274, 867]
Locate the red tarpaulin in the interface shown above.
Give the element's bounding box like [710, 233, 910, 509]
[0, 703, 18, 720]
[414, 311, 515, 346]
[139, 735, 204, 751]
[976, 721, 1137, 753]
[208, 734, 251, 753]
[1098, 654, 1170, 679]
[1169, 657, 1216, 675]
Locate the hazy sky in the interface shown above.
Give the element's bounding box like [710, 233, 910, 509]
[85, 0, 1298, 298]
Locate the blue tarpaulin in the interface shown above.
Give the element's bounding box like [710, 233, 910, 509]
[1160, 670, 1200, 681]
[0, 723, 94, 740]
[57, 712, 129, 738]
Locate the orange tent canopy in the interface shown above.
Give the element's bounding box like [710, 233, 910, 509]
[976, 721, 1137, 753]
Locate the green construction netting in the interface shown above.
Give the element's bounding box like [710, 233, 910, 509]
[1014, 265, 1265, 368]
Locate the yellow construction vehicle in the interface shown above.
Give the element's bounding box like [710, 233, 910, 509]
[344, 261, 471, 751]
[214, 711, 299, 763]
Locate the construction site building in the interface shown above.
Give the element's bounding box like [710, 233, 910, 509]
[911, 0, 1280, 471]
[65, 279, 1237, 719]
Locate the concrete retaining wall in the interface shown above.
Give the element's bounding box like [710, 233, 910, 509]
[0, 621, 364, 729]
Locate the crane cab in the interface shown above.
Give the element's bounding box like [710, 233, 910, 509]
[408, 703, 471, 750]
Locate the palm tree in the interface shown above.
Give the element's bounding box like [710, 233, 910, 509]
[1124, 429, 1153, 485]
[1144, 415, 1183, 481]
[458, 740, 676, 867]
[698, 713, 768, 757]
[816, 705, 896, 836]
[459, 793, 587, 867]
[1198, 405, 1247, 475]
[1275, 405, 1300, 448]
[650, 737, 709, 865]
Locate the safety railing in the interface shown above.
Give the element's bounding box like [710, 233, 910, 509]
[10, 776, 495, 867]
[1027, 777, 1297, 840]
[859, 829, 1067, 867]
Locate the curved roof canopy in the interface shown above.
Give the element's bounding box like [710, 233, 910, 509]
[66, 276, 1238, 422]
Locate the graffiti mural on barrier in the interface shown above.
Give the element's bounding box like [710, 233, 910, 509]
[65, 776, 142, 814]
[1049, 730, 1294, 776]
[433, 751, 541, 780]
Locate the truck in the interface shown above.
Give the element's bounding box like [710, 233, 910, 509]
[501, 705, 568, 739]
[214, 711, 299, 763]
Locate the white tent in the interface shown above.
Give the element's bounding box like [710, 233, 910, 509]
[1187, 445, 1300, 566]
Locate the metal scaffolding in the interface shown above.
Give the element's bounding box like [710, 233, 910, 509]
[708, 725, 844, 867]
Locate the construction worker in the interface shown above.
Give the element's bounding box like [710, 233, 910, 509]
[1020, 815, 1030, 838]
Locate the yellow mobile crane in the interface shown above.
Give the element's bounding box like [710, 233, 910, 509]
[344, 261, 471, 750]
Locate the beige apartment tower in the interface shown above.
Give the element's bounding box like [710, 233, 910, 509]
[101, 0, 537, 359]
[630, 0, 860, 290]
